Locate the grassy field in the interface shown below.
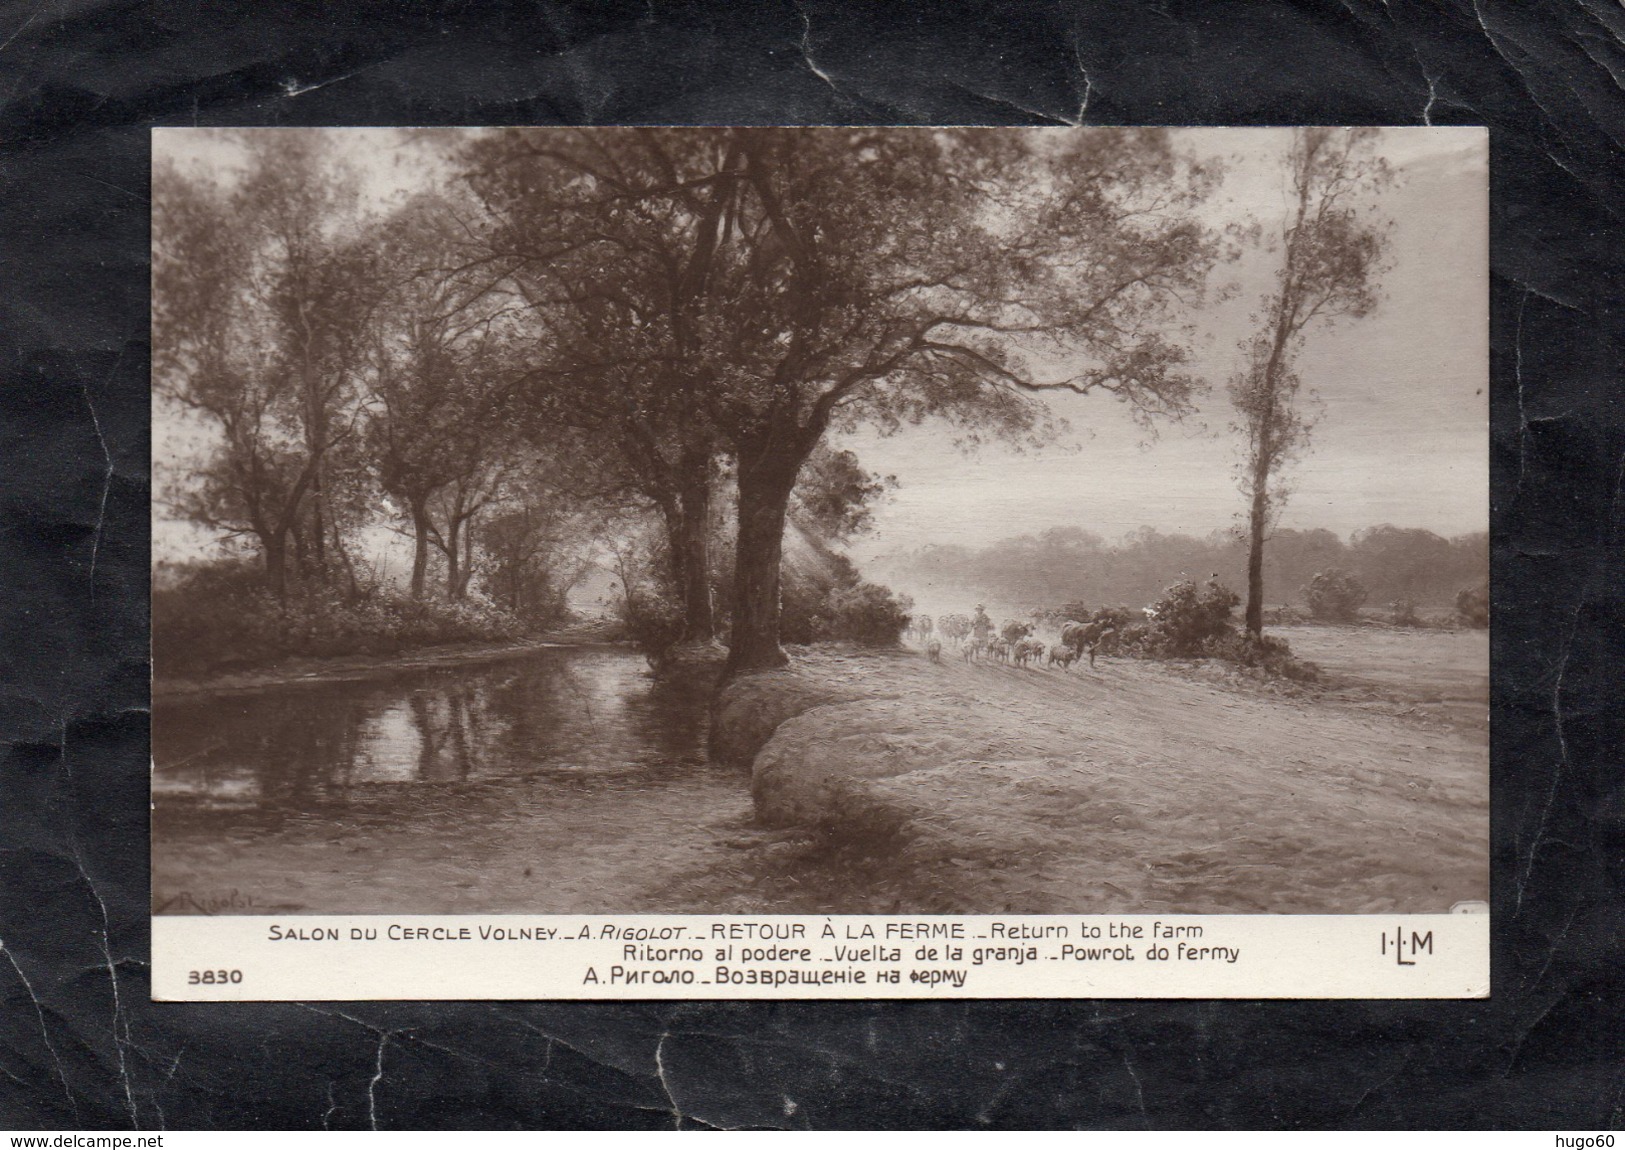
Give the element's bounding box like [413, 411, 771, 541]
[1274, 622, 1488, 739]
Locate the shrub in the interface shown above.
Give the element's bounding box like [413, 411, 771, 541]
[1389, 599, 1422, 627]
[152, 561, 528, 679]
[1143, 578, 1241, 656]
[1456, 581, 1489, 629]
[1303, 568, 1368, 622]
[1109, 620, 1154, 657]
[780, 555, 911, 647]
[621, 590, 685, 657]
[1200, 630, 1321, 682]
[826, 582, 912, 646]
[1077, 578, 1317, 682]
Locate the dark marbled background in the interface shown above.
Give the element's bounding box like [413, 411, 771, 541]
[2, 0, 1621, 1129]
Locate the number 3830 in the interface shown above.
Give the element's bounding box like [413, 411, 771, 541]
[187, 969, 243, 984]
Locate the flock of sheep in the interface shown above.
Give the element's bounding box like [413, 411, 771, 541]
[907, 613, 1116, 671]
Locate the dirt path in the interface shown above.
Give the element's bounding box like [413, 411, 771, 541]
[688, 645, 1488, 915]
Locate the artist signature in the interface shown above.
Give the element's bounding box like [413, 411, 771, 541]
[154, 889, 259, 915]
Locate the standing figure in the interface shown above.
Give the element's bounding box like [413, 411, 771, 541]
[970, 604, 993, 646]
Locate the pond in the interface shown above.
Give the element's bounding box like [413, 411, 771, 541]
[151, 646, 757, 915]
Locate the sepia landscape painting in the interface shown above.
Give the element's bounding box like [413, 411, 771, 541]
[151, 126, 1487, 918]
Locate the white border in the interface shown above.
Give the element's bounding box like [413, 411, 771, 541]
[153, 913, 1488, 1001]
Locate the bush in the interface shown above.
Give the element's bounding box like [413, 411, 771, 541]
[1108, 620, 1154, 657]
[826, 582, 912, 646]
[1143, 578, 1241, 656]
[152, 561, 528, 679]
[1303, 568, 1368, 622]
[1389, 599, 1422, 627]
[621, 590, 685, 657]
[1456, 581, 1489, 629]
[1070, 578, 1318, 682]
[780, 553, 911, 647]
[1200, 630, 1321, 682]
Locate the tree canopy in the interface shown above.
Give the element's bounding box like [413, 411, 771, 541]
[154, 127, 1285, 673]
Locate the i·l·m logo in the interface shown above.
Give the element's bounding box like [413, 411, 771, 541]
[1381, 927, 1434, 965]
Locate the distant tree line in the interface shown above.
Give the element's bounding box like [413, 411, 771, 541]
[891, 524, 1488, 616]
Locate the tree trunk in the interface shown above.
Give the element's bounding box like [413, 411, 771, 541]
[1243, 325, 1287, 639]
[725, 455, 800, 676]
[1245, 478, 1268, 637]
[320, 483, 359, 594]
[445, 521, 461, 601]
[459, 517, 474, 601]
[409, 499, 431, 600]
[310, 472, 327, 571]
[263, 533, 289, 599]
[674, 461, 715, 642]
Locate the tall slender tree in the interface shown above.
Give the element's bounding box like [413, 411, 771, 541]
[1231, 128, 1392, 636]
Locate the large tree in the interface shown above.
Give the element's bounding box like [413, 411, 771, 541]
[362, 198, 525, 599]
[456, 128, 1220, 672]
[153, 133, 375, 596]
[1230, 127, 1392, 636]
[689, 128, 1224, 673]
[460, 129, 742, 643]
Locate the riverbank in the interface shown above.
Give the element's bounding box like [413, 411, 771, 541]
[152, 624, 626, 700]
[707, 635, 1488, 915]
[151, 628, 1486, 917]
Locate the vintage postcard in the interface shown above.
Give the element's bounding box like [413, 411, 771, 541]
[150, 126, 1488, 1000]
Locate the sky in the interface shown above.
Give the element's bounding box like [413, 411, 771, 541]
[839, 127, 1488, 566]
[152, 127, 1487, 574]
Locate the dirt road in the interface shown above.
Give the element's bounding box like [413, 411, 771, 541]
[708, 640, 1487, 915]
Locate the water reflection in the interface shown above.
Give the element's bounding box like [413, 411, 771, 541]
[152, 647, 716, 833]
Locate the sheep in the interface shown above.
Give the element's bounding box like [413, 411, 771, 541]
[939, 613, 971, 646]
[926, 638, 943, 664]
